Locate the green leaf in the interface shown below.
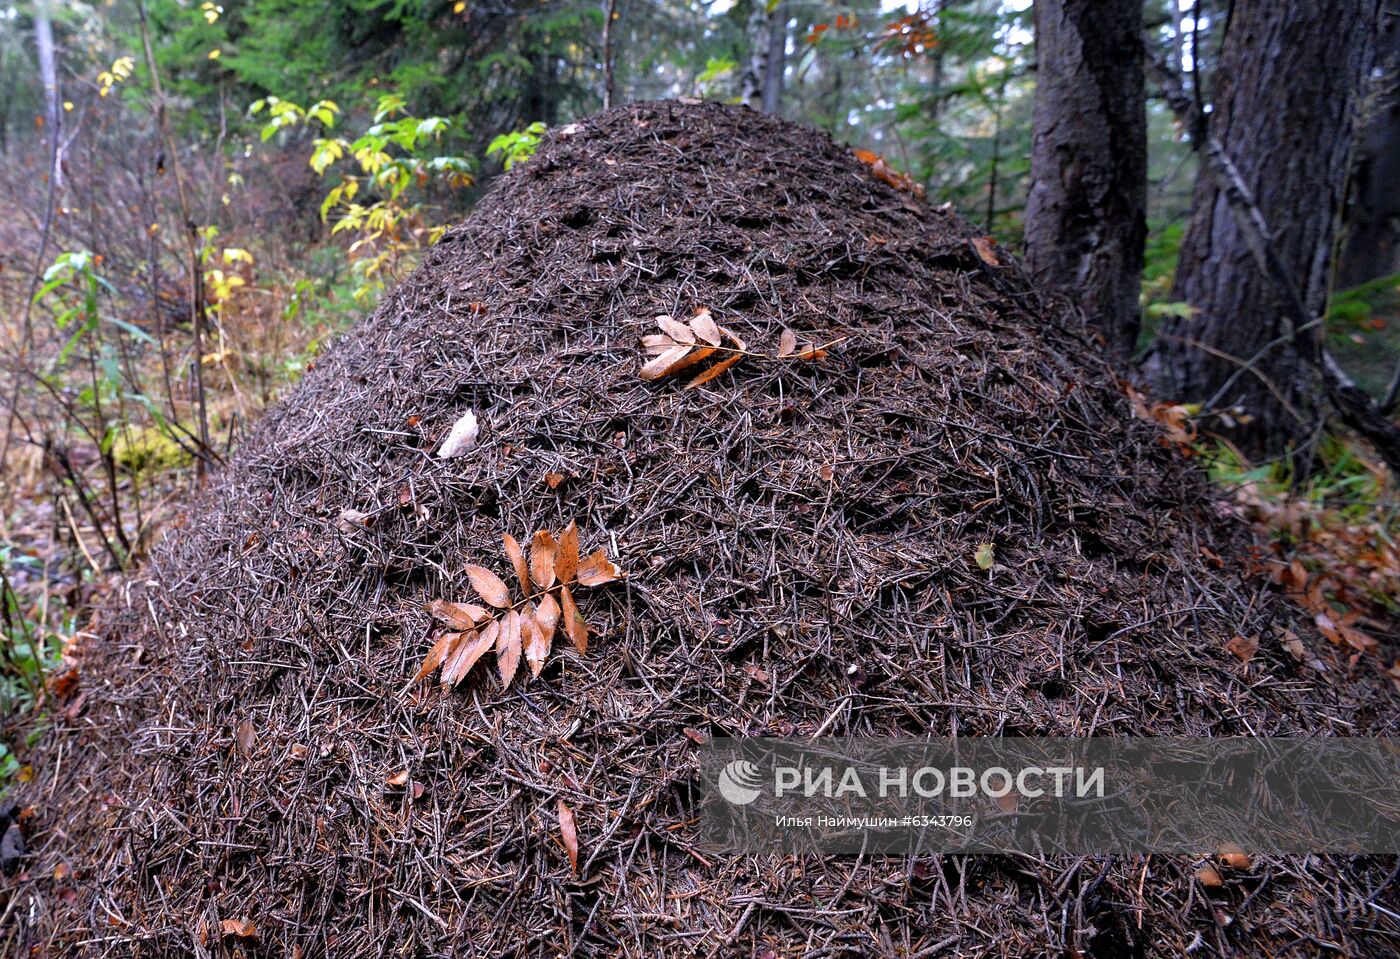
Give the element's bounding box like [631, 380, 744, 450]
[974, 543, 995, 570]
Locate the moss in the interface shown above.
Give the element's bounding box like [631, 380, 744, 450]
[110, 425, 192, 475]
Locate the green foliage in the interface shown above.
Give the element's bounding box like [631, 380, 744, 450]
[36, 252, 154, 366]
[254, 92, 475, 303]
[1138, 222, 1190, 347]
[0, 547, 70, 795]
[696, 57, 737, 99]
[1206, 432, 1394, 531]
[0, 547, 65, 720]
[486, 122, 547, 171]
[1329, 270, 1400, 329]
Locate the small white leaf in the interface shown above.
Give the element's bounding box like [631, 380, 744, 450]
[437, 409, 480, 459]
[337, 508, 371, 532]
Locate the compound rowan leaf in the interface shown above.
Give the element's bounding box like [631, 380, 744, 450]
[523, 607, 550, 677]
[413, 630, 457, 682]
[442, 628, 495, 687]
[656, 315, 695, 344]
[686, 352, 744, 389]
[497, 610, 522, 687]
[556, 521, 580, 584]
[465, 564, 512, 608]
[640, 344, 694, 380]
[561, 585, 588, 654]
[577, 549, 621, 586]
[428, 599, 489, 629]
[660, 345, 718, 377]
[503, 533, 532, 596]
[535, 592, 561, 645]
[531, 530, 558, 589]
[690, 309, 722, 346]
[557, 799, 579, 874]
[435, 631, 466, 686]
[642, 333, 676, 354]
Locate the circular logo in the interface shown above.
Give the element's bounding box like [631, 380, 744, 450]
[717, 759, 765, 805]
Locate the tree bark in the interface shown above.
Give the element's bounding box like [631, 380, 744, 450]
[1151, 0, 1383, 460]
[601, 0, 618, 109]
[34, 0, 60, 189]
[740, 3, 767, 110]
[1338, 9, 1400, 289]
[761, 2, 784, 114]
[1023, 0, 1147, 359]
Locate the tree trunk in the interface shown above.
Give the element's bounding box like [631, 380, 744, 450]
[741, 3, 768, 111]
[1338, 10, 1400, 289]
[1152, 0, 1382, 461]
[601, 0, 618, 109]
[34, 0, 60, 189]
[1023, 0, 1147, 359]
[761, 2, 784, 114]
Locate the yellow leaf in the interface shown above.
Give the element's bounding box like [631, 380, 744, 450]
[656, 315, 695, 344]
[576, 549, 621, 587]
[207, 48, 222, 60]
[427, 599, 488, 629]
[1225, 634, 1259, 663]
[970, 235, 999, 266]
[689, 309, 722, 346]
[497, 610, 522, 687]
[1218, 843, 1251, 870]
[503, 533, 532, 596]
[642, 333, 677, 355]
[220, 918, 256, 939]
[236, 719, 256, 755]
[535, 592, 561, 646]
[555, 522, 580, 584]
[530, 530, 558, 589]
[640, 344, 694, 380]
[523, 608, 550, 677]
[465, 564, 511, 608]
[557, 799, 580, 874]
[413, 630, 457, 682]
[442, 627, 495, 687]
[974, 543, 995, 570]
[686, 352, 743, 389]
[436, 408, 479, 459]
[561, 585, 588, 654]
